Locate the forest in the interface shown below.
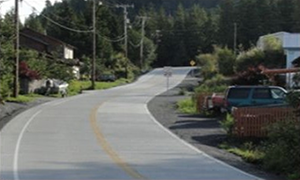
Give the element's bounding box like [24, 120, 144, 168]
[1, 0, 300, 97]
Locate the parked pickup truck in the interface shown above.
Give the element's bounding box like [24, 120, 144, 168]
[205, 93, 225, 112]
[205, 86, 287, 113]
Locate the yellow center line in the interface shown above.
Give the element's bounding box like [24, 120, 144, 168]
[90, 105, 147, 180]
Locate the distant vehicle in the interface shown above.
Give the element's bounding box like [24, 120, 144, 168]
[224, 86, 287, 112]
[98, 74, 116, 82]
[40, 79, 69, 96]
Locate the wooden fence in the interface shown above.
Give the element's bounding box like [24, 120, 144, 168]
[232, 107, 298, 137]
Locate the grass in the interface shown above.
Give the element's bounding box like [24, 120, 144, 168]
[219, 142, 264, 164]
[177, 98, 197, 114]
[3, 79, 131, 103]
[68, 79, 129, 96]
[5, 94, 42, 103]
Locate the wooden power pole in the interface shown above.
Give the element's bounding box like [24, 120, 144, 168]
[13, 0, 20, 97]
[116, 4, 133, 78]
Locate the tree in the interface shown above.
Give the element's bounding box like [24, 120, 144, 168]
[0, 11, 15, 98]
[196, 53, 218, 80]
[214, 46, 236, 76]
[218, 0, 236, 48]
[185, 5, 208, 59]
[24, 13, 44, 33]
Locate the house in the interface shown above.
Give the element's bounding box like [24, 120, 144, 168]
[257, 32, 300, 88]
[20, 28, 81, 79]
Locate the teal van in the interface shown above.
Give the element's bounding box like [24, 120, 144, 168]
[223, 86, 287, 112]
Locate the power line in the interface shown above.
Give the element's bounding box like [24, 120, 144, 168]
[23, 0, 93, 33]
[23, 0, 126, 41]
[98, 33, 125, 42]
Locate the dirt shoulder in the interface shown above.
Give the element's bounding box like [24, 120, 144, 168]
[147, 76, 284, 180]
[0, 97, 55, 131]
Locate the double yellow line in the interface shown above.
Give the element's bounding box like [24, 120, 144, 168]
[90, 105, 147, 179]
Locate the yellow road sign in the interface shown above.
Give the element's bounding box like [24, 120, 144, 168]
[190, 60, 196, 66]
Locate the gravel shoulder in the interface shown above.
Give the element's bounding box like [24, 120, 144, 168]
[0, 97, 55, 131]
[147, 76, 284, 180]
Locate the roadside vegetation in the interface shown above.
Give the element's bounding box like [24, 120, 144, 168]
[175, 38, 300, 179]
[177, 98, 197, 114]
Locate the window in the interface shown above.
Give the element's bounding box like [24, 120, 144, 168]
[271, 88, 286, 99]
[253, 88, 271, 99]
[228, 88, 250, 99]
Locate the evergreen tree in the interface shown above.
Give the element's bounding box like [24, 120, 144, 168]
[24, 13, 44, 33]
[218, 0, 237, 48]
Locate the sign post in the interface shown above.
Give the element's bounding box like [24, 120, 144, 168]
[164, 66, 172, 94]
[190, 60, 196, 77]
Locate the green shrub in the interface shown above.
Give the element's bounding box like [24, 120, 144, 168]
[196, 54, 218, 80]
[177, 97, 197, 114]
[214, 46, 236, 76]
[220, 113, 235, 135]
[263, 120, 300, 175]
[0, 74, 13, 98]
[235, 47, 265, 73]
[6, 95, 36, 103]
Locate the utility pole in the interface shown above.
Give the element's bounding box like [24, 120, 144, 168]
[13, 0, 19, 97]
[138, 16, 150, 70]
[116, 4, 133, 78]
[233, 22, 237, 56]
[0, 1, 3, 100]
[91, 0, 96, 89]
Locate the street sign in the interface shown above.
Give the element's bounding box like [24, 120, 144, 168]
[164, 66, 172, 77]
[190, 60, 196, 66]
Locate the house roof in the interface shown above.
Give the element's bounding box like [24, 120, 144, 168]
[257, 31, 300, 49]
[21, 28, 76, 49]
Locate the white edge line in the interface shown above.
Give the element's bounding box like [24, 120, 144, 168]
[145, 73, 263, 180]
[13, 110, 42, 180]
[145, 105, 262, 180]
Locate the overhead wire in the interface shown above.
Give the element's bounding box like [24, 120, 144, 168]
[129, 40, 142, 48]
[22, 0, 126, 42]
[22, 0, 93, 33]
[25, 0, 93, 30]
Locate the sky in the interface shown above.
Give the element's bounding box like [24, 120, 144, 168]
[0, 0, 62, 23]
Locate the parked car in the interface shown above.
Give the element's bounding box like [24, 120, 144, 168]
[98, 74, 116, 82]
[223, 86, 287, 112]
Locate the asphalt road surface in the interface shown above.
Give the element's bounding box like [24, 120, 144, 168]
[0, 67, 260, 180]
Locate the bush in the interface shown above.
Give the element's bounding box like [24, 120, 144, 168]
[231, 67, 268, 85]
[235, 47, 265, 73]
[202, 74, 227, 87]
[0, 74, 13, 98]
[196, 53, 218, 80]
[220, 114, 235, 135]
[214, 46, 236, 76]
[177, 97, 197, 114]
[263, 120, 300, 175]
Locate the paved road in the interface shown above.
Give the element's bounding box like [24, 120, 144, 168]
[0, 67, 260, 180]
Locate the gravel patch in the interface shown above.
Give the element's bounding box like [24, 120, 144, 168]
[148, 76, 285, 180]
[0, 97, 55, 131]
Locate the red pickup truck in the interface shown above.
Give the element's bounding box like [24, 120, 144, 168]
[204, 93, 225, 112]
